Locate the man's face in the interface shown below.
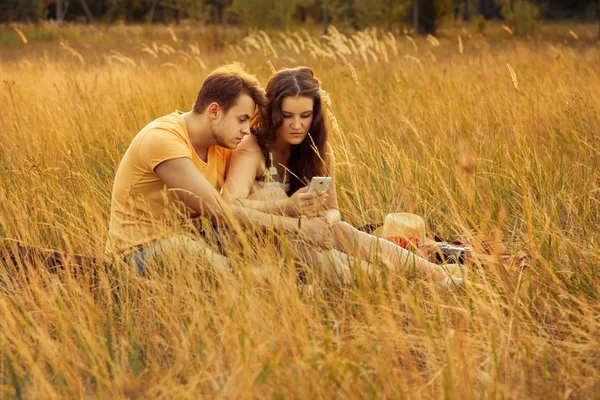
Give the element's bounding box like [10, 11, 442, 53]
[211, 94, 255, 149]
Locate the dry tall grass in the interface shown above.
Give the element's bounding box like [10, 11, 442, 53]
[1, 22, 599, 398]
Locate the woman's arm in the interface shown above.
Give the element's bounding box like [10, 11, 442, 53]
[320, 143, 342, 223]
[223, 135, 327, 217]
[222, 135, 292, 215]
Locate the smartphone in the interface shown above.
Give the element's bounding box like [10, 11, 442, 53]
[307, 176, 332, 193]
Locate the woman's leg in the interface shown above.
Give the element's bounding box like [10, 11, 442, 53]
[286, 239, 375, 286]
[330, 222, 452, 282]
[245, 188, 453, 283]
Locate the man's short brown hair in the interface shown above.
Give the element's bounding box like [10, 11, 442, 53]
[193, 63, 266, 114]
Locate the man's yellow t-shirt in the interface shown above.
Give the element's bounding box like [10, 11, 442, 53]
[107, 111, 231, 254]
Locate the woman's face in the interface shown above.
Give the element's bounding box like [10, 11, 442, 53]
[275, 96, 314, 146]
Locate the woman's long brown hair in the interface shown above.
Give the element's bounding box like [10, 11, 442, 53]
[251, 67, 328, 194]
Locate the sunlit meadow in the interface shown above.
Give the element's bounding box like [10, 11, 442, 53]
[1, 21, 599, 398]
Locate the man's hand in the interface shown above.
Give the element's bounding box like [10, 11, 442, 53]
[286, 187, 329, 218]
[322, 209, 342, 224]
[299, 217, 334, 249]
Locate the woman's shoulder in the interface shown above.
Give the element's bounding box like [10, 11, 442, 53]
[235, 134, 263, 154]
[232, 135, 267, 173]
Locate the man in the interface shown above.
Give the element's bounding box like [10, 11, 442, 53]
[106, 64, 331, 274]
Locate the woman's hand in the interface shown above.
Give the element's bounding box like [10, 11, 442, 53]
[285, 187, 329, 217]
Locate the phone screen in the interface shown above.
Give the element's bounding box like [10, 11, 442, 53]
[308, 177, 332, 193]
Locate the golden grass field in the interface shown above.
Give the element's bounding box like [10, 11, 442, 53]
[1, 21, 599, 398]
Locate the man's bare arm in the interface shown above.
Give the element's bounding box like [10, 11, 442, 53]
[154, 158, 329, 238]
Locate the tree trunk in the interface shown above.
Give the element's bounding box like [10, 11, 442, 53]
[413, 0, 419, 34]
[597, 1, 600, 40]
[148, 0, 158, 24]
[57, 0, 63, 23]
[453, 0, 459, 20]
[161, 5, 168, 24]
[299, 6, 307, 24]
[322, 5, 329, 35]
[79, 0, 93, 22]
[463, 0, 470, 21]
[414, 0, 436, 35]
[176, 7, 182, 25]
[125, 0, 133, 23]
[424, 0, 436, 34]
[478, 0, 493, 19]
[214, 5, 223, 24]
[415, 0, 436, 35]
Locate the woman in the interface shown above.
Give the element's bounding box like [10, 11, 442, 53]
[223, 67, 464, 285]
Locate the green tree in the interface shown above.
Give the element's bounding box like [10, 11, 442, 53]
[160, 0, 209, 23]
[1, 0, 47, 22]
[499, 0, 541, 34]
[353, 0, 410, 29]
[228, 0, 299, 28]
[103, 0, 150, 23]
[325, 0, 356, 27]
[204, 0, 232, 24]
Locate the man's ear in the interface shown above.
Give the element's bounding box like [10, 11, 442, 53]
[207, 102, 221, 119]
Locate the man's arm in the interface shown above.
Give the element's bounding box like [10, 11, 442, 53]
[154, 157, 330, 240]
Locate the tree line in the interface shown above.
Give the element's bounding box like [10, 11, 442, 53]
[2, 0, 600, 36]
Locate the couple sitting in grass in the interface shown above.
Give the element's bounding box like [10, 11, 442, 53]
[107, 63, 465, 287]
